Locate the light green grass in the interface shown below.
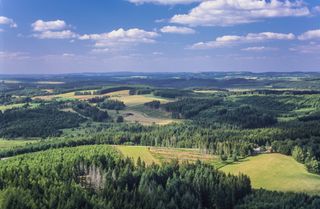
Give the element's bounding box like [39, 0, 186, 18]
[0, 139, 37, 150]
[221, 153, 320, 194]
[0, 103, 40, 111]
[115, 146, 159, 165]
[0, 104, 25, 111]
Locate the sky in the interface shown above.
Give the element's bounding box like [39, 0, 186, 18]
[0, 0, 320, 74]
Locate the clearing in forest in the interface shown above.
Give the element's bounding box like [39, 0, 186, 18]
[221, 153, 320, 194]
[115, 146, 159, 165]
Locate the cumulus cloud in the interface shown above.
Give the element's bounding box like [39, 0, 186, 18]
[34, 30, 78, 39]
[32, 20, 67, 32]
[0, 16, 17, 28]
[171, 0, 310, 26]
[191, 32, 295, 49]
[31, 19, 77, 39]
[128, 0, 202, 5]
[160, 26, 195, 34]
[298, 29, 320, 40]
[79, 28, 159, 48]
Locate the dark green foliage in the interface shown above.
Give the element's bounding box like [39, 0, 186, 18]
[162, 98, 222, 119]
[73, 102, 109, 122]
[129, 88, 152, 95]
[87, 96, 107, 103]
[74, 91, 92, 96]
[116, 116, 124, 123]
[0, 146, 252, 209]
[216, 106, 277, 129]
[144, 100, 160, 109]
[236, 189, 320, 209]
[98, 100, 126, 110]
[0, 106, 85, 138]
[153, 89, 192, 98]
[95, 86, 133, 95]
[299, 112, 320, 122]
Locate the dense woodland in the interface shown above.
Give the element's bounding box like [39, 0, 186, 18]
[0, 146, 252, 209]
[1, 72, 320, 208]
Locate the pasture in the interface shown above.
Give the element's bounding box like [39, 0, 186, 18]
[221, 153, 320, 194]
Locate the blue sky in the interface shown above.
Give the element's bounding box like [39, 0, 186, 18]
[0, 0, 320, 74]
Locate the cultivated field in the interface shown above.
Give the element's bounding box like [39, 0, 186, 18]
[150, 147, 218, 164]
[108, 90, 170, 107]
[122, 110, 177, 125]
[115, 145, 220, 166]
[221, 153, 320, 194]
[115, 146, 159, 165]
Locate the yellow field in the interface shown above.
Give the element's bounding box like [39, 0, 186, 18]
[122, 110, 177, 125]
[35, 81, 65, 84]
[150, 147, 218, 164]
[194, 90, 220, 94]
[33, 89, 170, 106]
[115, 145, 219, 166]
[221, 153, 320, 194]
[115, 146, 159, 165]
[108, 90, 169, 107]
[0, 80, 21, 84]
[33, 90, 98, 101]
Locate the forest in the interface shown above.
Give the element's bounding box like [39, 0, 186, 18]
[1, 72, 320, 209]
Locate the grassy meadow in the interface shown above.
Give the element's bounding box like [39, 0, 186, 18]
[221, 153, 320, 194]
[113, 145, 320, 194]
[0, 139, 37, 150]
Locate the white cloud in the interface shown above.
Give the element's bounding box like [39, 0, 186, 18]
[79, 28, 159, 48]
[171, 0, 310, 26]
[290, 42, 320, 53]
[62, 53, 75, 57]
[0, 16, 17, 28]
[31, 20, 67, 32]
[34, 30, 78, 39]
[31, 20, 77, 39]
[298, 29, 320, 40]
[313, 5, 320, 13]
[0, 51, 29, 60]
[241, 46, 277, 51]
[152, 51, 163, 55]
[128, 0, 202, 5]
[160, 26, 195, 34]
[191, 32, 295, 49]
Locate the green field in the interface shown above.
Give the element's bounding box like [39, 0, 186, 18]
[0, 103, 40, 112]
[221, 153, 320, 194]
[0, 103, 25, 111]
[114, 146, 320, 194]
[0, 139, 37, 150]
